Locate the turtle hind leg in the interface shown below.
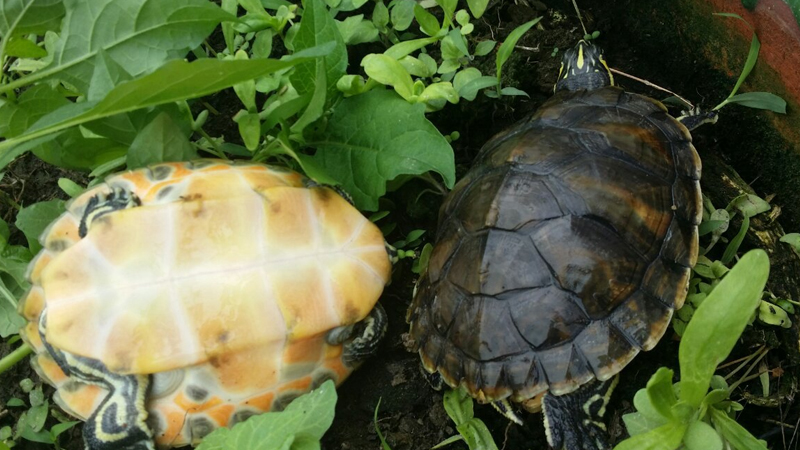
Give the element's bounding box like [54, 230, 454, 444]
[541, 376, 618, 450]
[331, 302, 388, 367]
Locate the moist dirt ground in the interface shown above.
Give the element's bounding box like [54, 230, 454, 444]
[2, 1, 800, 449]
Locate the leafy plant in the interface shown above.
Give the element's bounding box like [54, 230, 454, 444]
[1, 378, 79, 448]
[615, 249, 770, 450]
[433, 387, 499, 450]
[196, 380, 337, 449]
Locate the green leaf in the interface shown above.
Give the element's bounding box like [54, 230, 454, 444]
[0, 283, 26, 338]
[646, 368, 677, 420]
[336, 15, 379, 45]
[727, 194, 770, 218]
[713, 14, 758, 98]
[127, 112, 198, 169]
[622, 412, 663, 436]
[495, 18, 541, 85]
[0, 84, 69, 139]
[58, 178, 84, 198]
[390, 0, 415, 31]
[474, 40, 496, 56]
[443, 387, 474, 426]
[0, 244, 32, 291]
[197, 380, 337, 450]
[465, 0, 488, 18]
[291, 60, 327, 134]
[413, 4, 440, 36]
[235, 111, 262, 152]
[720, 215, 748, 265]
[500, 86, 528, 97]
[306, 89, 455, 210]
[87, 49, 134, 102]
[373, 0, 389, 29]
[15, 200, 66, 254]
[723, 92, 787, 113]
[49, 421, 80, 441]
[613, 421, 687, 450]
[0, 56, 313, 164]
[5, 36, 46, 58]
[679, 250, 770, 407]
[16, 0, 232, 94]
[0, 0, 65, 39]
[780, 233, 800, 252]
[385, 36, 440, 60]
[291, 0, 347, 106]
[418, 82, 459, 108]
[709, 408, 767, 450]
[362, 54, 415, 100]
[33, 129, 127, 170]
[683, 420, 722, 450]
[456, 419, 499, 450]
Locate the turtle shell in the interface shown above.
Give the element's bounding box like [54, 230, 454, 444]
[19, 160, 391, 446]
[408, 86, 702, 404]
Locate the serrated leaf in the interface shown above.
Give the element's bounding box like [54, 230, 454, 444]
[15, 199, 65, 254]
[0, 0, 65, 38]
[306, 89, 454, 210]
[679, 250, 769, 407]
[291, 0, 347, 106]
[197, 380, 337, 450]
[127, 112, 197, 169]
[23, 0, 231, 94]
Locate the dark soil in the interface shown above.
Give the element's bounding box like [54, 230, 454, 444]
[2, 1, 800, 449]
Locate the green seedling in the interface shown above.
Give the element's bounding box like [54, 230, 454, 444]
[616, 250, 770, 450]
[433, 387, 499, 450]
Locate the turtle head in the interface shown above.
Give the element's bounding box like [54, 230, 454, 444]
[554, 40, 614, 92]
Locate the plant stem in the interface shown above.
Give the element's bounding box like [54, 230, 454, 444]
[0, 343, 32, 375]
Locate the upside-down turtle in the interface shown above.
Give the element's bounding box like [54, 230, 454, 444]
[408, 41, 712, 450]
[19, 160, 392, 449]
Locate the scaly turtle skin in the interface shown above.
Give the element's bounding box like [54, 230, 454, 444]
[19, 160, 392, 449]
[408, 41, 703, 450]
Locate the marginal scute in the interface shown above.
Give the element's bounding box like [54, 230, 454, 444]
[409, 86, 700, 403]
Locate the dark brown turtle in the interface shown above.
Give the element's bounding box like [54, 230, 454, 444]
[408, 41, 713, 450]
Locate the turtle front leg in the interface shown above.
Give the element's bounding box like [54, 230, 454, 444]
[38, 313, 154, 450]
[541, 376, 618, 450]
[327, 303, 388, 367]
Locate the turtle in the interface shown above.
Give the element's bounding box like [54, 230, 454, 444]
[407, 40, 715, 450]
[18, 159, 393, 449]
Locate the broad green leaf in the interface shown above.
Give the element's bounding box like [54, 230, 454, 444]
[372, 0, 389, 29]
[235, 111, 262, 152]
[0, 84, 69, 138]
[466, 0, 488, 18]
[0, 280, 26, 338]
[362, 54, 415, 100]
[613, 421, 686, 450]
[399, 55, 434, 78]
[474, 40, 496, 56]
[8, 0, 232, 94]
[5, 36, 46, 58]
[0, 0, 64, 39]
[413, 4, 440, 36]
[15, 199, 66, 254]
[49, 421, 80, 441]
[127, 112, 198, 169]
[622, 412, 663, 436]
[683, 420, 722, 450]
[197, 380, 337, 450]
[709, 408, 767, 450]
[780, 233, 800, 251]
[33, 129, 127, 170]
[385, 36, 440, 60]
[390, 0, 415, 31]
[443, 387, 474, 425]
[418, 82, 459, 108]
[291, 0, 347, 105]
[456, 419, 499, 450]
[87, 49, 133, 102]
[336, 15, 379, 45]
[456, 76, 498, 101]
[500, 86, 528, 97]
[724, 92, 786, 113]
[58, 178, 84, 197]
[495, 18, 541, 84]
[306, 89, 455, 210]
[0, 56, 314, 162]
[646, 368, 677, 420]
[679, 250, 769, 407]
[727, 194, 770, 218]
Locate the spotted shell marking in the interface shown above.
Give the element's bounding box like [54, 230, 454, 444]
[19, 160, 392, 446]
